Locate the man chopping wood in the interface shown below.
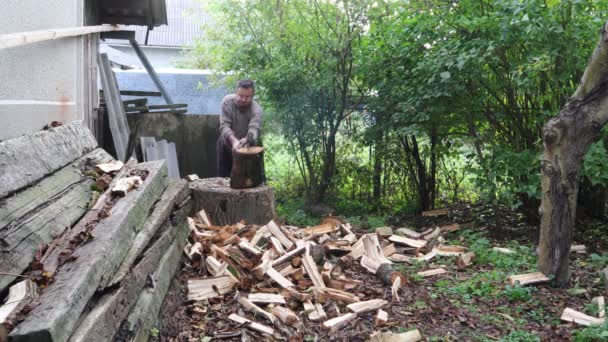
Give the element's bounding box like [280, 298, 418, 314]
[217, 79, 264, 177]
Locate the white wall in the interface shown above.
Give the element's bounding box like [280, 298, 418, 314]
[0, 0, 91, 141]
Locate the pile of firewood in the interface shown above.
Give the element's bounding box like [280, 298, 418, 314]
[183, 209, 475, 340]
[0, 121, 191, 342]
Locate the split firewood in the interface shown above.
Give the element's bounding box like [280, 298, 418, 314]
[228, 313, 274, 335]
[251, 225, 271, 246]
[271, 306, 300, 326]
[347, 299, 387, 314]
[389, 235, 427, 249]
[248, 293, 286, 305]
[222, 234, 240, 247]
[205, 256, 228, 276]
[303, 300, 327, 321]
[592, 296, 605, 319]
[395, 227, 422, 239]
[303, 254, 326, 288]
[456, 252, 475, 269]
[237, 296, 275, 324]
[269, 236, 286, 255]
[369, 330, 422, 342]
[439, 223, 460, 233]
[434, 245, 466, 256]
[187, 242, 203, 262]
[571, 245, 587, 254]
[267, 220, 294, 249]
[507, 272, 549, 286]
[265, 267, 295, 288]
[417, 268, 447, 277]
[111, 176, 143, 196]
[389, 254, 413, 263]
[313, 287, 360, 304]
[196, 209, 213, 226]
[321, 312, 357, 332]
[187, 276, 238, 301]
[360, 234, 392, 273]
[375, 226, 393, 238]
[318, 234, 331, 244]
[382, 244, 397, 258]
[0, 280, 38, 325]
[391, 277, 401, 303]
[227, 248, 256, 270]
[304, 223, 338, 236]
[340, 237, 366, 262]
[95, 160, 124, 173]
[238, 240, 261, 257]
[272, 243, 306, 267]
[415, 250, 437, 262]
[423, 227, 441, 241]
[185, 174, 199, 182]
[281, 288, 312, 302]
[253, 251, 275, 280]
[374, 309, 388, 327]
[323, 241, 353, 254]
[321, 273, 362, 291]
[561, 307, 605, 326]
[493, 247, 515, 254]
[421, 208, 448, 217]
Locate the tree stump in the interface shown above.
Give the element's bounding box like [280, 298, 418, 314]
[190, 177, 276, 226]
[230, 146, 264, 189]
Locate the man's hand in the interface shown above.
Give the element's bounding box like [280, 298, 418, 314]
[246, 130, 257, 146]
[233, 138, 248, 151]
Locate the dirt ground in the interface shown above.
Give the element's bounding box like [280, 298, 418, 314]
[156, 203, 608, 341]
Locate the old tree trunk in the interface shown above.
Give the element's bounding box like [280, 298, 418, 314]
[538, 21, 608, 287]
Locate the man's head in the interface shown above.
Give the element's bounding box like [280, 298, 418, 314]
[235, 79, 255, 109]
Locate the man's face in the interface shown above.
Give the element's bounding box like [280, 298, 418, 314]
[236, 87, 254, 109]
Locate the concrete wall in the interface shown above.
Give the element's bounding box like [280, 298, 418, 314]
[114, 68, 229, 115]
[122, 113, 219, 178]
[0, 0, 92, 141]
[108, 44, 189, 69]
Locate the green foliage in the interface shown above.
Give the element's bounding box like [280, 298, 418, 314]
[573, 320, 608, 341]
[502, 285, 535, 302]
[500, 330, 540, 342]
[450, 270, 505, 300]
[582, 141, 608, 187]
[276, 198, 318, 227]
[462, 230, 536, 272]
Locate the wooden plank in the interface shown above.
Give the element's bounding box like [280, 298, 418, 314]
[118, 90, 162, 97]
[561, 307, 605, 326]
[0, 25, 119, 49]
[267, 220, 294, 249]
[228, 314, 274, 335]
[109, 180, 190, 285]
[109, 237, 184, 342]
[389, 235, 427, 248]
[347, 299, 387, 314]
[70, 216, 189, 342]
[9, 162, 168, 342]
[507, 272, 550, 286]
[321, 313, 357, 332]
[0, 120, 98, 199]
[0, 149, 113, 292]
[249, 293, 286, 305]
[188, 276, 238, 301]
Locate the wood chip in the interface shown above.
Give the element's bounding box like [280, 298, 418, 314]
[228, 313, 274, 335]
[417, 268, 447, 277]
[321, 312, 357, 332]
[248, 293, 286, 304]
[272, 306, 300, 326]
[95, 160, 124, 173]
[265, 267, 295, 288]
[507, 272, 549, 286]
[347, 299, 387, 314]
[111, 176, 142, 196]
[374, 309, 388, 327]
[456, 252, 475, 269]
[0, 280, 37, 324]
[561, 307, 605, 326]
[571, 244, 587, 254]
[389, 235, 427, 248]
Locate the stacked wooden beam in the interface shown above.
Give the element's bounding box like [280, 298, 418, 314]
[0, 121, 191, 341]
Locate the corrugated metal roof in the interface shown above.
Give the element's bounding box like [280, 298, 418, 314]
[104, 0, 210, 47]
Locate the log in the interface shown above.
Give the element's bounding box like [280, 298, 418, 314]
[237, 297, 275, 324]
[0, 148, 113, 292]
[109, 180, 190, 285]
[10, 161, 168, 342]
[190, 177, 276, 226]
[112, 238, 184, 342]
[0, 120, 97, 199]
[230, 146, 265, 189]
[188, 276, 238, 301]
[69, 215, 189, 342]
[321, 313, 357, 332]
[415, 250, 437, 262]
[347, 299, 387, 314]
[228, 314, 274, 335]
[185, 174, 200, 182]
[269, 237, 286, 255]
[571, 245, 587, 254]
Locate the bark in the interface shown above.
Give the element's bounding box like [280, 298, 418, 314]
[538, 21, 608, 287]
[230, 147, 265, 189]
